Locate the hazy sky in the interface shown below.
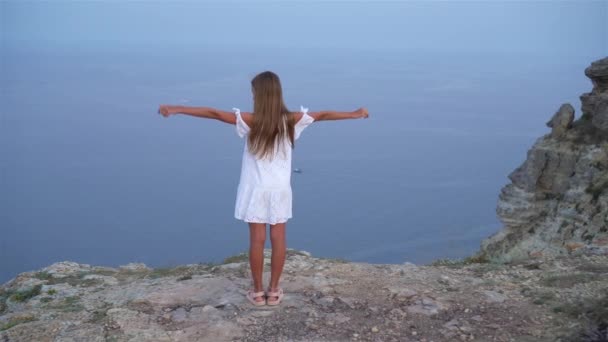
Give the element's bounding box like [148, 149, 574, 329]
[2, 1, 606, 55]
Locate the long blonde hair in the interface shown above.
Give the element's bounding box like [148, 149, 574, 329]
[248, 71, 295, 159]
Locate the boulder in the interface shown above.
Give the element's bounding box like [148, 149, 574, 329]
[546, 103, 574, 138]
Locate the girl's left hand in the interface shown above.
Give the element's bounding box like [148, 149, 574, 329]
[158, 105, 175, 117]
[355, 107, 369, 119]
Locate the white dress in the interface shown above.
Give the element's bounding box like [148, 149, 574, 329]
[233, 106, 315, 224]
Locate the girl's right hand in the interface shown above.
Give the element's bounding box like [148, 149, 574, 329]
[158, 104, 176, 117]
[354, 107, 369, 119]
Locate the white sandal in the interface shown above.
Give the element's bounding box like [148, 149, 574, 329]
[246, 289, 266, 306]
[266, 287, 284, 306]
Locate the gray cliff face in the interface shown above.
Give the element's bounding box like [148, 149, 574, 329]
[481, 57, 608, 262]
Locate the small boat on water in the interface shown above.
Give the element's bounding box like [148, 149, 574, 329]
[293, 168, 302, 174]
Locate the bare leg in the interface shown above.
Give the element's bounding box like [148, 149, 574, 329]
[268, 222, 286, 298]
[248, 222, 266, 303]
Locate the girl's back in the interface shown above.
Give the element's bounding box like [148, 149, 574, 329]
[233, 106, 314, 224]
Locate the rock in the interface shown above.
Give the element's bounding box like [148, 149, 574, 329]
[325, 312, 351, 324]
[312, 295, 335, 306]
[235, 316, 256, 325]
[482, 290, 508, 303]
[546, 103, 574, 138]
[82, 274, 118, 285]
[336, 296, 357, 309]
[306, 322, 320, 330]
[171, 307, 188, 322]
[218, 262, 243, 270]
[407, 296, 448, 316]
[2, 246, 607, 341]
[507, 140, 579, 194]
[582, 57, 608, 130]
[250, 310, 274, 317]
[565, 242, 585, 253]
[41, 261, 93, 278]
[298, 250, 312, 257]
[385, 286, 418, 301]
[119, 262, 151, 272]
[594, 236, 608, 246]
[592, 98, 608, 130]
[585, 56, 608, 93]
[459, 325, 473, 333]
[438, 275, 451, 285]
[389, 308, 407, 318]
[443, 319, 460, 330]
[480, 57, 608, 262]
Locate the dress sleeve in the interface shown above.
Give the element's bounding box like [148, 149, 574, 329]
[294, 105, 315, 140]
[233, 107, 250, 138]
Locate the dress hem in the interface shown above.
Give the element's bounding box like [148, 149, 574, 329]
[234, 215, 291, 225]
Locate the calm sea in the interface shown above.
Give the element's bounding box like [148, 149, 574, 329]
[0, 43, 596, 284]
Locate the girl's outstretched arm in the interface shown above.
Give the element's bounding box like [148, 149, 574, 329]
[158, 105, 251, 125]
[308, 107, 369, 121]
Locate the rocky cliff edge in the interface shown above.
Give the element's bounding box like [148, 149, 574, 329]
[1, 249, 607, 341]
[480, 57, 608, 262]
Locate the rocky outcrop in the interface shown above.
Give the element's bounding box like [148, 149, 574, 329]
[546, 103, 574, 138]
[481, 57, 608, 262]
[1, 249, 607, 341]
[584, 57, 608, 131]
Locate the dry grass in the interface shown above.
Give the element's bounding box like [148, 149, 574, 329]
[9, 284, 42, 302]
[0, 315, 36, 332]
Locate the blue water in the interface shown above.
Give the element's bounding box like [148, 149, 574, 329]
[0, 43, 599, 284]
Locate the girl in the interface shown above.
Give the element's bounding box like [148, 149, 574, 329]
[158, 71, 368, 306]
